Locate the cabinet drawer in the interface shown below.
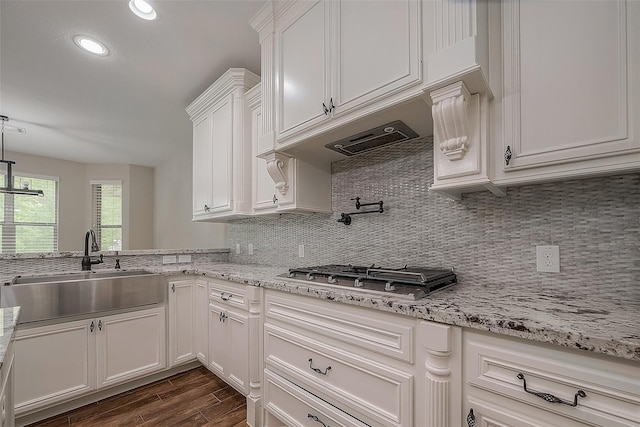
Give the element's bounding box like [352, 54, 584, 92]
[464, 331, 640, 427]
[265, 323, 412, 427]
[264, 370, 368, 427]
[265, 291, 414, 363]
[208, 278, 247, 309]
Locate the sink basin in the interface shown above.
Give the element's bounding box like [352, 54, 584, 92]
[2, 270, 166, 324]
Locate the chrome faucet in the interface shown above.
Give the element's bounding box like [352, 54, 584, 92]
[82, 229, 103, 271]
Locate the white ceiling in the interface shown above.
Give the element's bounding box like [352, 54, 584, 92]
[0, 0, 264, 167]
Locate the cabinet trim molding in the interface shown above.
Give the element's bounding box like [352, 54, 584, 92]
[264, 152, 291, 196]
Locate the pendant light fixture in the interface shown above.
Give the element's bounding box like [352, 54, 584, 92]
[0, 115, 44, 197]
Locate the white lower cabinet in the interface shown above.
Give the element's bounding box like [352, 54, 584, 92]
[168, 279, 197, 367]
[205, 278, 262, 426]
[194, 279, 209, 365]
[263, 291, 420, 427]
[14, 306, 166, 415]
[0, 339, 15, 427]
[462, 330, 640, 427]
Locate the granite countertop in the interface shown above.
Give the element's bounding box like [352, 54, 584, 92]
[0, 307, 20, 369]
[4, 262, 638, 362]
[156, 262, 640, 362]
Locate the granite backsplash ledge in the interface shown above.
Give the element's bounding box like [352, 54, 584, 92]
[0, 249, 230, 282]
[228, 137, 640, 295]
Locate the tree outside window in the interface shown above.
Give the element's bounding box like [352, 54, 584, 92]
[91, 181, 122, 251]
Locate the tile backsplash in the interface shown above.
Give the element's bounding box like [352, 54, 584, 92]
[229, 137, 639, 292]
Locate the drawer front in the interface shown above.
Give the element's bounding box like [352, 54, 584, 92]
[208, 278, 247, 309]
[265, 291, 415, 363]
[264, 370, 369, 427]
[464, 331, 640, 427]
[265, 323, 413, 427]
[465, 394, 589, 427]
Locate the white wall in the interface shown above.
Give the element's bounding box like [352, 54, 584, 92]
[153, 143, 228, 249]
[129, 165, 154, 249]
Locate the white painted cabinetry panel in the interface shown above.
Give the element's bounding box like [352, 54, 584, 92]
[495, 0, 640, 184]
[463, 330, 640, 427]
[194, 280, 209, 365]
[192, 114, 213, 217]
[168, 279, 196, 367]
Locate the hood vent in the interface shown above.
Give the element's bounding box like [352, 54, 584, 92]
[325, 120, 419, 156]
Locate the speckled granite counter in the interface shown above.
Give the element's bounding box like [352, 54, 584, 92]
[154, 262, 640, 362]
[0, 307, 20, 369]
[3, 262, 638, 362]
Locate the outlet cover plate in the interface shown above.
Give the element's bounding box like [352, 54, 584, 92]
[178, 255, 191, 263]
[162, 255, 177, 265]
[536, 245, 560, 273]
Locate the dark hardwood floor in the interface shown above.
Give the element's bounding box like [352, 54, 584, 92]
[28, 366, 248, 427]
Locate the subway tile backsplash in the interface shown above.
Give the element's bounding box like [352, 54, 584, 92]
[229, 137, 640, 292]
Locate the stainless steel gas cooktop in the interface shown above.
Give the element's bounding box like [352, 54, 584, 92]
[278, 264, 456, 300]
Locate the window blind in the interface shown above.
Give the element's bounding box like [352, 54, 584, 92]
[0, 174, 59, 253]
[91, 181, 123, 251]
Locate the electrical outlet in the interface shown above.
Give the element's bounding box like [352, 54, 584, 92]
[162, 255, 176, 264]
[248, 243, 254, 255]
[298, 244, 305, 258]
[235, 244, 240, 255]
[536, 245, 560, 273]
[178, 255, 191, 263]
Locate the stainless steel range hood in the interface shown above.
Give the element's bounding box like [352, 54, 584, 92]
[324, 120, 419, 156]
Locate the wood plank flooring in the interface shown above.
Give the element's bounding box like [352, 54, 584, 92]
[27, 366, 248, 427]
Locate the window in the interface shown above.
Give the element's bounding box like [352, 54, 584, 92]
[91, 181, 123, 251]
[0, 174, 59, 253]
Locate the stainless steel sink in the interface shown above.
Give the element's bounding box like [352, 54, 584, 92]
[2, 270, 166, 324]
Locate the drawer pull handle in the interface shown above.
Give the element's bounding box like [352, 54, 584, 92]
[308, 414, 328, 427]
[517, 373, 586, 407]
[220, 292, 232, 301]
[308, 358, 331, 375]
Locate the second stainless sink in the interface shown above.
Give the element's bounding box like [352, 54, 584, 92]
[2, 270, 166, 324]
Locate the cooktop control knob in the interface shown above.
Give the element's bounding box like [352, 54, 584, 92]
[306, 272, 315, 281]
[327, 275, 337, 284]
[354, 278, 364, 287]
[385, 282, 397, 291]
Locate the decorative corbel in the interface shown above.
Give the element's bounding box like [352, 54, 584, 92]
[263, 152, 290, 196]
[430, 81, 472, 161]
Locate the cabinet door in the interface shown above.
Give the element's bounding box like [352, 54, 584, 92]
[192, 113, 213, 217]
[499, 0, 639, 176]
[0, 349, 13, 427]
[225, 308, 249, 394]
[96, 307, 166, 389]
[207, 302, 227, 378]
[168, 280, 195, 367]
[194, 280, 209, 364]
[210, 95, 234, 212]
[332, 0, 421, 116]
[276, 0, 331, 141]
[14, 319, 95, 414]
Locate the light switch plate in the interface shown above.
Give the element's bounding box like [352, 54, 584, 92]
[248, 243, 254, 255]
[178, 255, 191, 263]
[162, 255, 177, 264]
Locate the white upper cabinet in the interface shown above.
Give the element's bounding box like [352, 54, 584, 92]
[186, 68, 260, 221]
[492, 0, 640, 185]
[249, 83, 332, 215]
[252, 0, 423, 151]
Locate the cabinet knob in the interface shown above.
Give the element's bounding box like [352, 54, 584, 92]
[322, 102, 330, 115]
[171, 283, 175, 293]
[90, 321, 95, 333]
[204, 204, 211, 212]
[504, 145, 513, 165]
[98, 320, 103, 331]
[467, 408, 475, 427]
[272, 194, 278, 204]
[329, 98, 335, 112]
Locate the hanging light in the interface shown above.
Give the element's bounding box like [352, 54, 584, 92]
[0, 115, 44, 197]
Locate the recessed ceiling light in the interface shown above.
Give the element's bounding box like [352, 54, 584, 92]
[73, 36, 109, 56]
[129, 0, 157, 21]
